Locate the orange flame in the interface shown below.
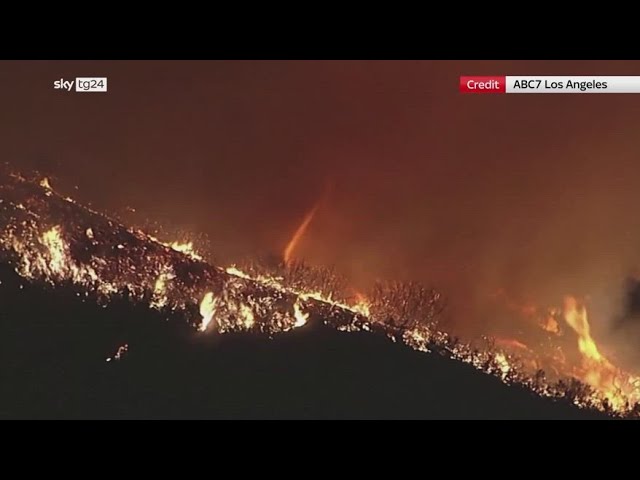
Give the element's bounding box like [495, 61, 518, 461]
[199, 292, 217, 332]
[293, 299, 309, 327]
[353, 290, 368, 305]
[540, 315, 560, 334]
[562, 296, 628, 408]
[562, 296, 607, 363]
[283, 202, 321, 265]
[168, 241, 202, 261]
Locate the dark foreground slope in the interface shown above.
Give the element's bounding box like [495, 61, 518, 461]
[0, 265, 604, 419]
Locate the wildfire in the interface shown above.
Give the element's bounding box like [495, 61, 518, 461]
[353, 291, 368, 305]
[561, 296, 636, 409]
[146, 235, 203, 261]
[150, 266, 175, 310]
[41, 226, 68, 278]
[5, 168, 640, 417]
[563, 297, 606, 363]
[494, 352, 512, 381]
[199, 292, 217, 332]
[168, 241, 202, 261]
[293, 299, 309, 327]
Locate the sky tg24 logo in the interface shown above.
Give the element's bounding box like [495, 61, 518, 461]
[53, 77, 108, 92]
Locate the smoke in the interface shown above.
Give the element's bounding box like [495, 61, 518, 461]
[4, 60, 640, 365]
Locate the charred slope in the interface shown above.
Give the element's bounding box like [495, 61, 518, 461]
[0, 266, 603, 419]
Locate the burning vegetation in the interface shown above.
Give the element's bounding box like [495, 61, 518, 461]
[1, 167, 640, 417]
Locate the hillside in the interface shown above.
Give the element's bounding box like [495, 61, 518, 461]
[0, 265, 603, 419]
[0, 169, 615, 419]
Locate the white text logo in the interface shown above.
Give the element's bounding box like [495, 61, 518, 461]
[53, 77, 107, 93]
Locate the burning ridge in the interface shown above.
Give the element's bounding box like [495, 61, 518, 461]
[1, 168, 638, 417]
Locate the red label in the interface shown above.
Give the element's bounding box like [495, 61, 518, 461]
[459, 76, 506, 94]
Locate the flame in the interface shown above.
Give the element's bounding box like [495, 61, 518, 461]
[145, 234, 203, 261]
[226, 266, 252, 279]
[563, 297, 607, 363]
[168, 241, 202, 261]
[241, 304, 255, 328]
[150, 266, 175, 310]
[353, 291, 368, 304]
[494, 352, 512, 381]
[41, 226, 68, 277]
[562, 296, 631, 409]
[351, 292, 371, 317]
[40, 177, 52, 190]
[540, 315, 560, 334]
[199, 292, 217, 332]
[293, 299, 309, 327]
[283, 202, 321, 265]
[224, 265, 365, 328]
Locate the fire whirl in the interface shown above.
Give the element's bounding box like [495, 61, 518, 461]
[1, 169, 640, 417]
[283, 200, 321, 266]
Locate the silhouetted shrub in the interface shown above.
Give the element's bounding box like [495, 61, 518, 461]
[239, 257, 350, 302]
[369, 280, 446, 330]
